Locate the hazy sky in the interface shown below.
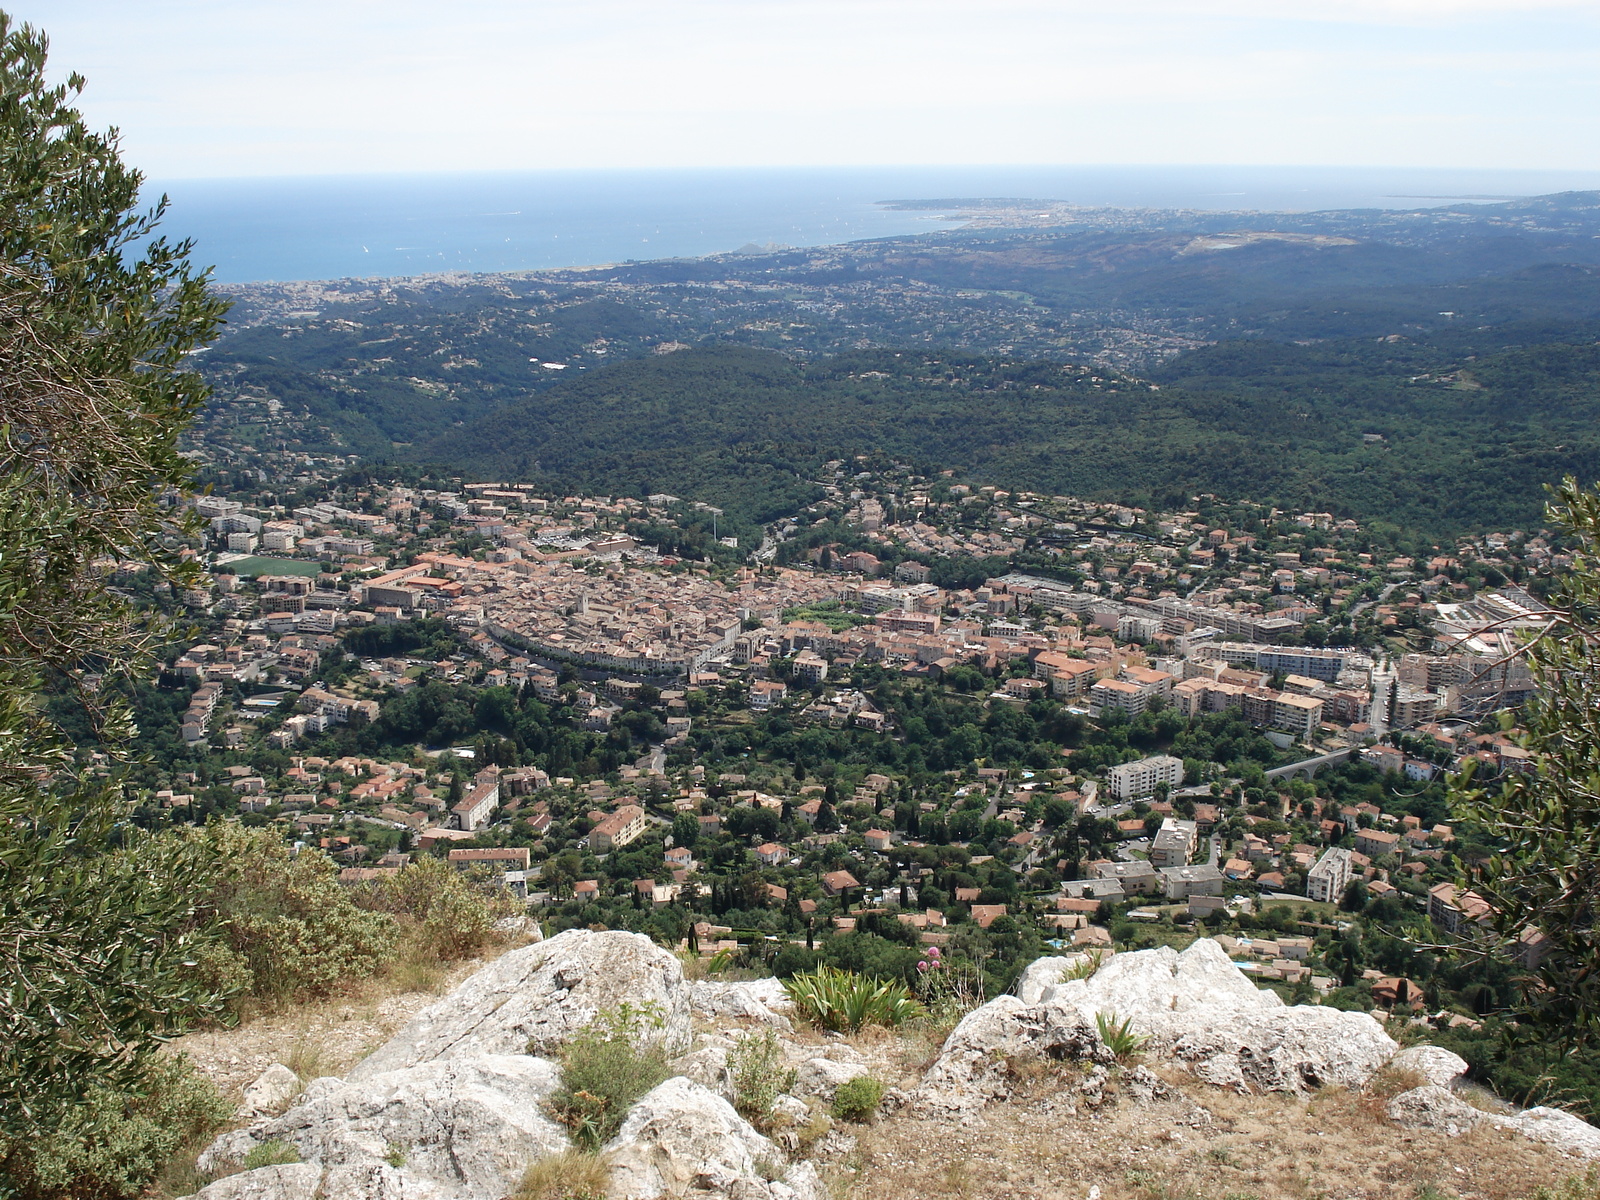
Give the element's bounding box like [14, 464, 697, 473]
[13, 0, 1600, 178]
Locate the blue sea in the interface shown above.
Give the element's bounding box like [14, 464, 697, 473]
[149, 164, 1600, 285]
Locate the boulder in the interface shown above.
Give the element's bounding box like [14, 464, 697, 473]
[1387, 1085, 1484, 1137]
[915, 995, 1111, 1113]
[199, 1054, 568, 1200]
[1042, 939, 1280, 1015]
[688, 978, 795, 1030]
[1499, 1107, 1600, 1159]
[348, 929, 689, 1081]
[190, 1165, 323, 1200]
[603, 1076, 821, 1200]
[673, 1041, 735, 1100]
[1154, 1005, 1397, 1093]
[1389, 1045, 1470, 1089]
[1016, 954, 1095, 1005]
[1034, 941, 1396, 1093]
[792, 1057, 869, 1102]
[239, 1063, 302, 1118]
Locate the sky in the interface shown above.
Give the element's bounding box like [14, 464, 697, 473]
[11, 0, 1600, 179]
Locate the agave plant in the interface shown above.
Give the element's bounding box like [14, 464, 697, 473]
[1095, 1010, 1150, 1062]
[782, 965, 926, 1033]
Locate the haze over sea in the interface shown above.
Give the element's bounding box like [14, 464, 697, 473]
[160, 164, 1600, 285]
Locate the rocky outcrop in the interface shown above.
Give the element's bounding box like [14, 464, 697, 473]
[603, 1077, 822, 1200]
[673, 1037, 736, 1100]
[1042, 940, 1396, 1094]
[1389, 1045, 1470, 1089]
[919, 941, 1398, 1108]
[239, 1063, 302, 1119]
[1388, 1086, 1600, 1159]
[1016, 953, 1097, 1004]
[1042, 939, 1281, 1016]
[688, 978, 795, 1030]
[1500, 1107, 1600, 1159]
[191, 1165, 323, 1200]
[1388, 1085, 1485, 1137]
[1159, 1005, 1398, 1093]
[792, 1056, 869, 1102]
[200, 1054, 568, 1200]
[348, 929, 689, 1081]
[915, 994, 1113, 1113]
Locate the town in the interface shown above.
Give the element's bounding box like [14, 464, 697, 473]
[108, 443, 1562, 1019]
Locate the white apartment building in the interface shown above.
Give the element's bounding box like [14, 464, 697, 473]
[1306, 846, 1353, 904]
[1107, 754, 1185, 801]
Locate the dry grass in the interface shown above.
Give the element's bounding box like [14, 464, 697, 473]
[828, 1076, 1599, 1200]
[167, 950, 496, 1100]
[513, 1149, 610, 1200]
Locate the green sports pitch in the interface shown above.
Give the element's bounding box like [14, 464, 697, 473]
[222, 557, 325, 579]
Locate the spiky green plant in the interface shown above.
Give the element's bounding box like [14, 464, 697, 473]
[1095, 1010, 1150, 1061]
[783, 965, 925, 1033]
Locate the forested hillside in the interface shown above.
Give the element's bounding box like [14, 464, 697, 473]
[411, 332, 1600, 535]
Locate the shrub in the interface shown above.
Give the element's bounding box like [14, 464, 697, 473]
[362, 854, 517, 961]
[189, 824, 398, 1006]
[1096, 1010, 1150, 1062]
[830, 1076, 886, 1123]
[0, 1054, 231, 1200]
[728, 1029, 797, 1128]
[783, 965, 926, 1033]
[548, 1002, 671, 1150]
[514, 1149, 611, 1200]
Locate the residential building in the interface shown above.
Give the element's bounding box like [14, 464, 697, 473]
[1305, 847, 1352, 903]
[1107, 755, 1185, 801]
[589, 804, 647, 853]
[1149, 818, 1199, 868]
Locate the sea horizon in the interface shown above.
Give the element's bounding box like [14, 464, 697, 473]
[148, 163, 1600, 285]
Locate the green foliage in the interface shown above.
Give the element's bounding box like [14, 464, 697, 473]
[0, 1053, 231, 1200]
[782, 965, 925, 1033]
[1096, 1010, 1151, 1062]
[548, 1002, 672, 1150]
[1451, 477, 1600, 1043]
[1530, 1168, 1600, 1200]
[188, 823, 399, 1005]
[0, 13, 232, 1131]
[358, 853, 514, 962]
[241, 1141, 302, 1170]
[727, 1029, 797, 1128]
[829, 1076, 885, 1123]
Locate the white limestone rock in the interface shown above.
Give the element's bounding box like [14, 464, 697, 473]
[688, 978, 795, 1030]
[792, 1057, 869, 1102]
[603, 1076, 820, 1200]
[199, 1054, 567, 1200]
[914, 995, 1111, 1113]
[1154, 1005, 1398, 1093]
[1389, 1045, 1471, 1089]
[348, 929, 689, 1081]
[950, 943, 1396, 1099]
[1499, 1107, 1600, 1159]
[189, 1165, 322, 1200]
[1017, 954, 1096, 1005]
[1043, 939, 1280, 1016]
[1388, 1085, 1484, 1137]
[296, 1077, 344, 1107]
[239, 1063, 302, 1118]
[673, 1042, 735, 1100]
